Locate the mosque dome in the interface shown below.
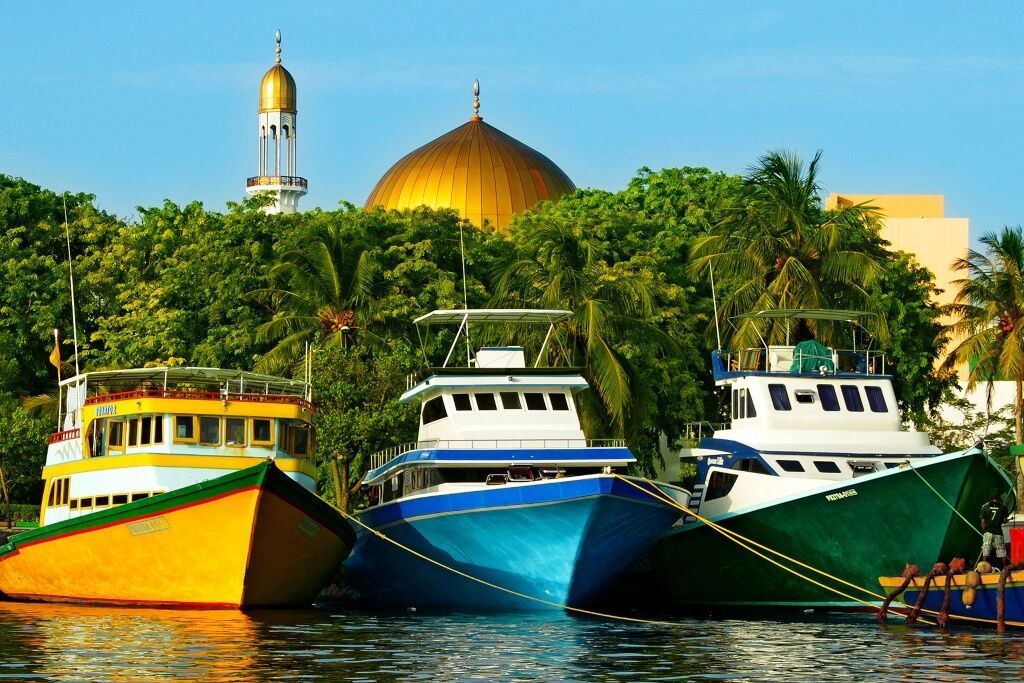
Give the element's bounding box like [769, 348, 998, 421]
[364, 82, 575, 231]
[259, 32, 296, 113]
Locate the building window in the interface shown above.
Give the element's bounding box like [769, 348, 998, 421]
[475, 393, 497, 411]
[814, 460, 842, 473]
[252, 419, 273, 446]
[225, 418, 246, 446]
[453, 393, 472, 411]
[422, 396, 448, 424]
[817, 385, 840, 411]
[777, 460, 804, 472]
[841, 386, 864, 412]
[199, 417, 221, 445]
[524, 393, 547, 410]
[768, 384, 792, 411]
[500, 392, 522, 409]
[174, 416, 197, 443]
[549, 393, 570, 411]
[865, 386, 888, 413]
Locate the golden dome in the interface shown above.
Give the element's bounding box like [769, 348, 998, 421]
[259, 31, 296, 112]
[364, 87, 575, 231]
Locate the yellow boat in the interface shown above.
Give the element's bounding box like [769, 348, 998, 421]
[0, 367, 354, 608]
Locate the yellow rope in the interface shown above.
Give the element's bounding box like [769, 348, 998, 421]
[613, 475, 931, 624]
[339, 508, 680, 626]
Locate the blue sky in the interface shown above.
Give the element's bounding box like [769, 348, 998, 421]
[3, 1, 1022, 240]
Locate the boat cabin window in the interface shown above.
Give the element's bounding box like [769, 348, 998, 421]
[475, 393, 497, 411]
[865, 386, 888, 413]
[704, 471, 739, 502]
[127, 419, 138, 447]
[132, 492, 150, 502]
[422, 396, 448, 424]
[199, 417, 221, 445]
[140, 417, 152, 445]
[884, 462, 902, 469]
[225, 417, 246, 446]
[768, 384, 792, 411]
[732, 388, 756, 419]
[841, 386, 864, 412]
[777, 460, 804, 473]
[500, 392, 522, 410]
[794, 390, 815, 404]
[107, 421, 125, 451]
[79, 497, 93, 509]
[113, 494, 129, 505]
[814, 460, 842, 473]
[549, 393, 570, 411]
[95, 495, 110, 507]
[817, 385, 840, 411]
[174, 416, 197, 443]
[453, 393, 472, 411]
[524, 393, 546, 410]
[292, 426, 310, 456]
[70, 500, 78, 510]
[252, 418, 274, 446]
[48, 477, 70, 507]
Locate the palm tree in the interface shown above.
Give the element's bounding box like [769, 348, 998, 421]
[943, 226, 1024, 444]
[494, 217, 673, 440]
[251, 223, 377, 375]
[689, 150, 886, 347]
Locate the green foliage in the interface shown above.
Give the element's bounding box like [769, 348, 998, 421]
[0, 401, 49, 524]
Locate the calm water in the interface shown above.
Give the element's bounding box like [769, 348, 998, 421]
[0, 602, 1021, 682]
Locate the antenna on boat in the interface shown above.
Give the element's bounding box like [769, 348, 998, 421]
[708, 263, 722, 350]
[62, 194, 81, 378]
[459, 221, 471, 365]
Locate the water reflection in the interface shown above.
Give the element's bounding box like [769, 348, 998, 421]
[0, 602, 1022, 681]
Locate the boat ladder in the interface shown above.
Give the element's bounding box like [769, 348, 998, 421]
[682, 484, 704, 525]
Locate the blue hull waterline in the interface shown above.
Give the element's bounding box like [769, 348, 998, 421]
[344, 475, 681, 610]
[902, 582, 1024, 624]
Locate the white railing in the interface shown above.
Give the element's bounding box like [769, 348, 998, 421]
[368, 438, 627, 473]
[718, 347, 886, 376]
[681, 422, 726, 445]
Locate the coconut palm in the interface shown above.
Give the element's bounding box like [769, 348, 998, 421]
[688, 150, 886, 347]
[943, 226, 1024, 443]
[493, 217, 673, 440]
[251, 223, 378, 376]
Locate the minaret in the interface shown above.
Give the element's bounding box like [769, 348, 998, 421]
[246, 30, 307, 214]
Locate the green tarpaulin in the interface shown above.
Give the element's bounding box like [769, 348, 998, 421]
[790, 339, 834, 374]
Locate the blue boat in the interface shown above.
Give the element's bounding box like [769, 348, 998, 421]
[343, 309, 688, 610]
[880, 569, 1024, 626]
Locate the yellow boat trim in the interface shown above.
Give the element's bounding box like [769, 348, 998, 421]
[82, 397, 313, 423]
[42, 453, 317, 479]
[880, 570, 1024, 589]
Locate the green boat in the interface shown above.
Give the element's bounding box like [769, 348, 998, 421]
[648, 309, 1016, 608]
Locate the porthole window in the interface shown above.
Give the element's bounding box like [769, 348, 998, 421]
[841, 386, 864, 412]
[865, 386, 888, 413]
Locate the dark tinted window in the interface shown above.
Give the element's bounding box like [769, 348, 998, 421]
[549, 393, 570, 411]
[500, 392, 522, 409]
[777, 460, 804, 472]
[746, 392, 757, 418]
[453, 393, 472, 411]
[841, 385, 864, 412]
[814, 460, 841, 473]
[153, 417, 164, 444]
[112, 494, 128, 505]
[769, 384, 792, 411]
[140, 417, 152, 444]
[199, 417, 220, 444]
[817, 385, 840, 411]
[422, 396, 448, 424]
[475, 393, 497, 411]
[95, 495, 110, 507]
[865, 386, 888, 412]
[524, 393, 546, 410]
[795, 391, 815, 404]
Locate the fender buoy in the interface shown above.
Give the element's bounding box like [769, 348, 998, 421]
[977, 561, 993, 574]
[962, 587, 977, 608]
[965, 570, 981, 588]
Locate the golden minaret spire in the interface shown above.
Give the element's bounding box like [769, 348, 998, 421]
[471, 79, 481, 121]
[275, 29, 282, 63]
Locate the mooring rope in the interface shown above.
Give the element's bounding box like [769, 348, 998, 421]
[904, 459, 983, 538]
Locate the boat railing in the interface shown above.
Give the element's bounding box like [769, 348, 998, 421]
[681, 422, 726, 446]
[714, 347, 886, 376]
[48, 428, 80, 444]
[369, 438, 627, 472]
[81, 388, 314, 411]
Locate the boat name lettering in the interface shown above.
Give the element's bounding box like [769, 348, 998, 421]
[95, 405, 116, 417]
[825, 489, 857, 502]
[126, 516, 171, 536]
[708, 457, 724, 466]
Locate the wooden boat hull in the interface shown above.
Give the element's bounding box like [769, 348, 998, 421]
[0, 461, 354, 608]
[879, 571, 1024, 625]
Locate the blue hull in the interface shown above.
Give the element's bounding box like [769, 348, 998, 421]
[344, 476, 681, 610]
[902, 576, 1024, 624]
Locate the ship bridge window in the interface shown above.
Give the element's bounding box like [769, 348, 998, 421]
[174, 416, 197, 443]
[794, 390, 815, 404]
[549, 393, 570, 411]
[199, 416, 221, 445]
[768, 384, 792, 411]
[107, 421, 125, 450]
[841, 386, 864, 412]
[140, 417, 152, 445]
[732, 388, 757, 419]
[292, 426, 310, 456]
[453, 393, 472, 411]
[865, 386, 888, 413]
[226, 417, 246, 446]
[817, 385, 840, 411]
[475, 393, 497, 411]
[422, 396, 448, 424]
[524, 393, 546, 410]
[252, 418, 274, 446]
[777, 459, 805, 473]
[500, 392, 522, 410]
[127, 419, 138, 447]
[814, 460, 842, 473]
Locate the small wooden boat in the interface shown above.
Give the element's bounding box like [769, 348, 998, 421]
[879, 566, 1024, 627]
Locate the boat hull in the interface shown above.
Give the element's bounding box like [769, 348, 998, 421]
[344, 475, 682, 610]
[648, 449, 1013, 608]
[879, 571, 1024, 625]
[0, 461, 354, 608]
